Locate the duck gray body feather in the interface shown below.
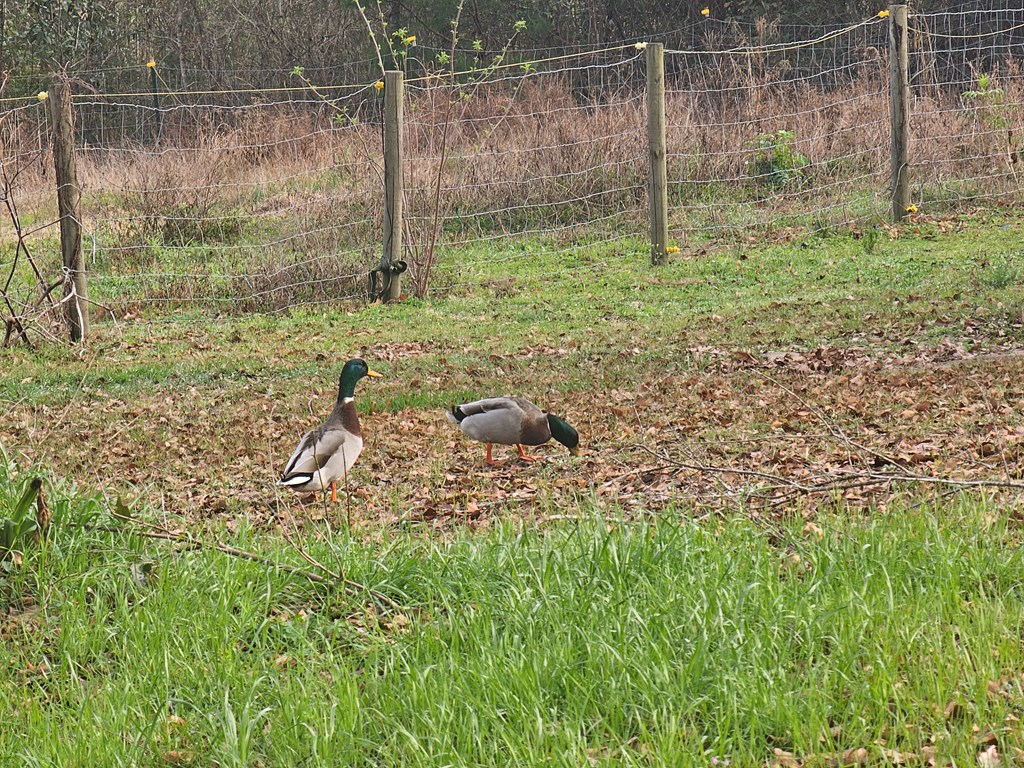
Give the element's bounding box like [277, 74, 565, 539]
[447, 397, 553, 446]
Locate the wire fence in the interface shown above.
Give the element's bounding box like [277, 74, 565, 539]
[1, 7, 1022, 334]
[401, 47, 648, 297]
[665, 17, 891, 246]
[79, 85, 383, 314]
[910, 7, 1024, 206]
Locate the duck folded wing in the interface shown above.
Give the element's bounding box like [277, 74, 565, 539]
[280, 425, 362, 482]
[454, 397, 543, 417]
[451, 398, 507, 415]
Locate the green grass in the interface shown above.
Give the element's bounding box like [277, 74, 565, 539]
[5, 207, 1024, 406]
[3, 462, 1024, 766]
[3, 210, 1024, 765]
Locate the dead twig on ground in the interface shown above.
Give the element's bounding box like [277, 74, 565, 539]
[759, 372, 912, 473]
[104, 504, 403, 610]
[627, 441, 1024, 509]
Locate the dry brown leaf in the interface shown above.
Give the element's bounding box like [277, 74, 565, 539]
[803, 522, 824, 539]
[977, 745, 1000, 768]
[160, 751, 194, 766]
[822, 747, 868, 767]
[772, 748, 802, 768]
[880, 748, 920, 765]
[943, 700, 965, 722]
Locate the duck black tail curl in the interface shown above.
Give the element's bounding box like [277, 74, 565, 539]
[447, 405, 468, 424]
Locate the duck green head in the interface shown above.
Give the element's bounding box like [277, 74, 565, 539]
[546, 414, 580, 455]
[337, 358, 383, 400]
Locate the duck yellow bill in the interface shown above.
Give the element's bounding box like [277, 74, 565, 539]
[569, 446, 580, 456]
[366, 369, 383, 378]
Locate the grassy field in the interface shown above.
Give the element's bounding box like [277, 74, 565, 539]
[2, 207, 1024, 765]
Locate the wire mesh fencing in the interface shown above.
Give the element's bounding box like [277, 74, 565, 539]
[3, 82, 387, 320]
[401, 47, 648, 298]
[78, 82, 387, 314]
[0, 5, 1022, 337]
[909, 6, 1024, 206]
[664, 16, 892, 247]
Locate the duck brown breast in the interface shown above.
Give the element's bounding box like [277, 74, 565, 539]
[339, 401, 362, 437]
[519, 414, 552, 446]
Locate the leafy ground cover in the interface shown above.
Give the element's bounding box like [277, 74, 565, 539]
[1, 207, 1024, 765]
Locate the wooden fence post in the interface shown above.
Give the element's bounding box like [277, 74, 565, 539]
[148, 60, 163, 142]
[646, 43, 669, 265]
[48, 79, 88, 343]
[889, 4, 911, 222]
[379, 69, 404, 302]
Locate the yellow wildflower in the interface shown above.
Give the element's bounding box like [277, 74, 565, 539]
[37, 91, 48, 101]
[146, 59, 156, 68]
[373, 80, 385, 91]
[877, 9, 890, 18]
[403, 35, 416, 46]
[701, 7, 710, 16]
[905, 204, 918, 213]
[666, 245, 682, 254]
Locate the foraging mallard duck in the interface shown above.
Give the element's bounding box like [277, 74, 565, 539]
[279, 358, 382, 501]
[446, 396, 580, 465]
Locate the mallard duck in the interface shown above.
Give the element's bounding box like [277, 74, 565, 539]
[279, 358, 382, 501]
[446, 396, 580, 465]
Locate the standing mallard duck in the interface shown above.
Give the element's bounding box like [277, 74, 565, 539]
[446, 396, 580, 465]
[279, 358, 382, 501]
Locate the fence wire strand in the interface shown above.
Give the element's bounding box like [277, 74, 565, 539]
[1, 9, 1022, 324]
